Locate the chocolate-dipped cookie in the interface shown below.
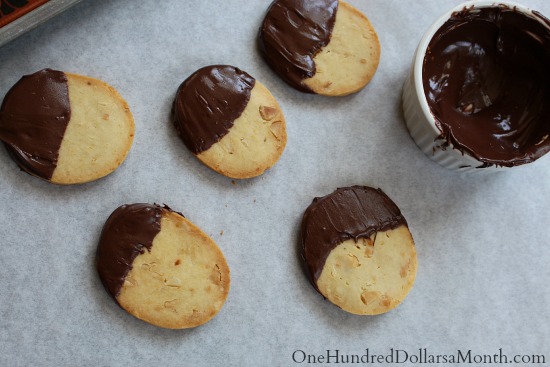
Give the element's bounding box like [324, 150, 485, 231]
[301, 186, 417, 315]
[0, 69, 134, 184]
[96, 204, 230, 329]
[259, 0, 380, 96]
[173, 65, 287, 179]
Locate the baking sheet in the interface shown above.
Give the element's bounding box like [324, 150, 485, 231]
[0, 0, 82, 47]
[0, 0, 549, 366]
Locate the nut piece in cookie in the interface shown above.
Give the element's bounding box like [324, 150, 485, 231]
[96, 203, 230, 329]
[173, 65, 287, 179]
[301, 186, 417, 315]
[0, 69, 134, 184]
[259, 0, 380, 96]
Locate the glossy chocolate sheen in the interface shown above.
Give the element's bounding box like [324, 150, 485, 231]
[173, 65, 255, 154]
[96, 203, 167, 300]
[423, 6, 550, 167]
[0, 69, 70, 179]
[301, 186, 407, 284]
[259, 0, 338, 93]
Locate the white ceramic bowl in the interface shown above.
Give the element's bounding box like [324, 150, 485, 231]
[402, 1, 550, 172]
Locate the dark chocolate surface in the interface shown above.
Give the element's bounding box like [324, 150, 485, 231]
[0, 69, 70, 179]
[173, 65, 255, 154]
[301, 186, 407, 284]
[96, 203, 166, 300]
[259, 0, 338, 93]
[423, 6, 550, 167]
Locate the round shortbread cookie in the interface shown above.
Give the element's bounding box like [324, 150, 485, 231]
[173, 65, 287, 179]
[301, 186, 417, 315]
[0, 69, 134, 184]
[259, 0, 380, 96]
[96, 203, 230, 329]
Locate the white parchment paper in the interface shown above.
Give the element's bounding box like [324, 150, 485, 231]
[0, 1, 549, 366]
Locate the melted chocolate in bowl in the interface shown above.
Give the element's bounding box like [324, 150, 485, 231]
[422, 5, 550, 167]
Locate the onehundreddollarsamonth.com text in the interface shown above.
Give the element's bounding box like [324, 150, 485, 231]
[291, 348, 546, 365]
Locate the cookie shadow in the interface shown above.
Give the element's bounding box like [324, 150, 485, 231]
[0, 144, 126, 199]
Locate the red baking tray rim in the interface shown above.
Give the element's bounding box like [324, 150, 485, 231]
[0, 0, 50, 28]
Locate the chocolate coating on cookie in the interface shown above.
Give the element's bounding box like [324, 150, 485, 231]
[0, 69, 70, 179]
[97, 204, 166, 299]
[301, 186, 406, 283]
[173, 65, 256, 154]
[259, 0, 338, 93]
[423, 7, 550, 167]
